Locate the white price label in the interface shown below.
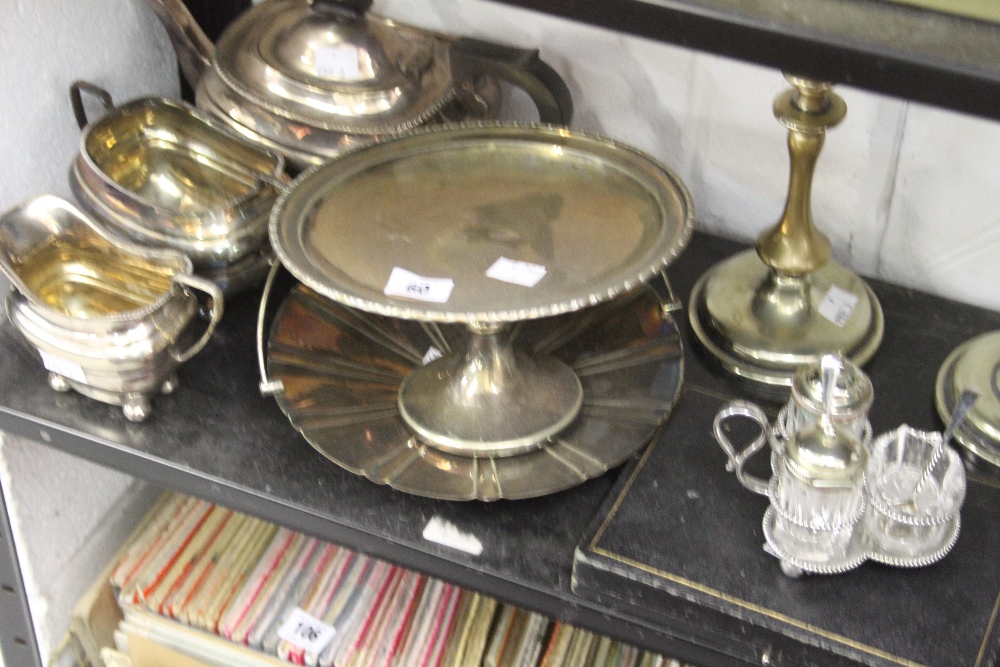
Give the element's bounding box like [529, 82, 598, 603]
[314, 45, 360, 80]
[384, 268, 454, 303]
[818, 284, 860, 327]
[422, 516, 483, 555]
[422, 346, 443, 365]
[485, 257, 547, 287]
[277, 607, 337, 654]
[39, 350, 86, 383]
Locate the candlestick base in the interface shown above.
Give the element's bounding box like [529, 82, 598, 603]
[936, 330, 1000, 470]
[689, 249, 883, 394]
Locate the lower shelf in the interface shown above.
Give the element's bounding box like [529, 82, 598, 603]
[86, 491, 681, 667]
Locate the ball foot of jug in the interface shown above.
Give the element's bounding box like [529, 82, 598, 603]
[48, 372, 72, 393]
[122, 393, 152, 422]
[161, 374, 180, 395]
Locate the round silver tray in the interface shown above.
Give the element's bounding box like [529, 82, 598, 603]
[270, 123, 693, 323]
[263, 276, 683, 500]
[269, 123, 692, 456]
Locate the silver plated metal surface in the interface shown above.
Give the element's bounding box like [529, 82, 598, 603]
[214, 2, 455, 134]
[936, 330, 1000, 469]
[762, 504, 960, 575]
[0, 195, 223, 421]
[689, 250, 884, 393]
[762, 506, 868, 576]
[270, 122, 694, 323]
[143, 0, 570, 171]
[194, 68, 501, 172]
[264, 276, 683, 500]
[69, 84, 285, 293]
[396, 324, 585, 457]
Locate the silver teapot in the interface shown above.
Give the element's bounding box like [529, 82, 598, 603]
[144, 0, 573, 171]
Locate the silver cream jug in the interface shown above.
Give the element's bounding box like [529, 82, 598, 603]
[0, 195, 223, 421]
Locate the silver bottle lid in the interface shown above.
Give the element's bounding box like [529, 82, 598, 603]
[791, 354, 874, 421]
[786, 354, 868, 487]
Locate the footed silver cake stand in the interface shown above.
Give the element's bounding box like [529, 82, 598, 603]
[261, 123, 694, 499]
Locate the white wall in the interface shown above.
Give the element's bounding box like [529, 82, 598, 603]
[1, 0, 999, 664]
[0, 439, 161, 667]
[0, 0, 177, 664]
[374, 0, 1000, 312]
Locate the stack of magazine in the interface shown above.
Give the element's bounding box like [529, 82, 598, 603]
[85, 493, 688, 667]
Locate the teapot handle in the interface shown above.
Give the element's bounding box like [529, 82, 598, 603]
[169, 273, 224, 364]
[310, 0, 373, 19]
[713, 400, 772, 496]
[450, 38, 573, 126]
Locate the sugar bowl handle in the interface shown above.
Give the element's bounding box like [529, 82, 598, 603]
[713, 401, 772, 495]
[69, 81, 114, 130]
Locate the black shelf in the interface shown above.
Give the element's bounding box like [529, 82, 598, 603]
[0, 234, 774, 667]
[487, 0, 1000, 122]
[4, 232, 1000, 666]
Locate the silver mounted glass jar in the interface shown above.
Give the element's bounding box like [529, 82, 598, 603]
[864, 425, 966, 564]
[783, 353, 874, 445]
[714, 354, 869, 576]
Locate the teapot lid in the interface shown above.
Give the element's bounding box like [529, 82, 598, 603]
[213, 0, 456, 135]
[791, 354, 873, 420]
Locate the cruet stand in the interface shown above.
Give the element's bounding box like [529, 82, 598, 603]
[761, 421, 962, 576]
[263, 123, 694, 499]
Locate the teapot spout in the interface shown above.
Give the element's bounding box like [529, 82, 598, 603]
[141, 0, 215, 88]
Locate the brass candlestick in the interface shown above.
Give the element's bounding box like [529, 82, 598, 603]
[689, 75, 884, 394]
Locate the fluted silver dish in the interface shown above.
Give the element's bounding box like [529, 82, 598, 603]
[260, 272, 683, 500]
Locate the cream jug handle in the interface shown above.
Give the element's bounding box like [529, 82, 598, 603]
[713, 401, 772, 495]
[170, 274, 224, 363]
